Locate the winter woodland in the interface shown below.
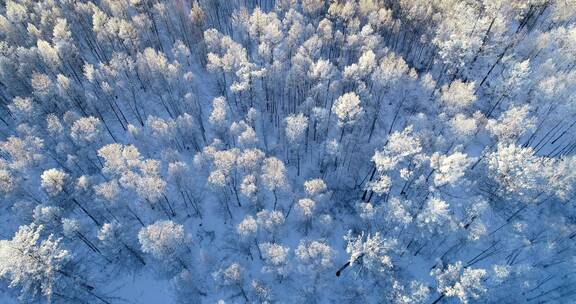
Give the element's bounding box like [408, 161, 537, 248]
[0, 0, 576, 303]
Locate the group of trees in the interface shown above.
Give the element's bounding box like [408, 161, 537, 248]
[0, 0, 575, 303]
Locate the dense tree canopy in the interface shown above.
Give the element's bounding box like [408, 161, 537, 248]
[0, 0, 575, 303]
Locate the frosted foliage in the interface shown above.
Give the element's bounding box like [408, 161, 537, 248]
[31, 72, 52, 98]
[240, 174, 257, 198]
[237, 124, 257, 147]
[256, 210, 285, 232]
[417, 197, 450, 231]
[325, 139, 339, 155]
[247, 9, 283, 44]
[432, 262, 487, 304]
[138, 221, 190, 260]
[543, 156, 576, 200]
[0, 169, 16, 195]
[369, 174, 392, 194]
[132, 175, 166, 202]
[486, 144, 543, 196]
[208, 170, 229, 188]
[385, 197, 412, 226]
[495, 59, 531, 98]
[209, 97, 228, 127]
[392, 280, 430, 304]
[440, 80, 476, 110]
[97, 144, 166, 202]
[259, 243, 290, 275]
[0, 224, 69, 300]
[46, 114, 64, 135]
[40, 169, 68, 196]
[432, 3, 485, 69]
[76, 175, 89, 191]
[328, 1, 357, 21]
[94, 180, 120, 201]
[295, 240, 334, 271]
[399, 168, 412, 180]
[309, 59, 334, 80]
[492, 264, 511, 282]
[37, 40, 60, 69]
[332, 92, 363, 126]
[261, 157, 288, 191]
[223, 263, 242, 284]
[70, 116, 101, 143]
[430, 152, 472, 186]
[383, 126, 421, 159]
[5, 1, 26, 22]
[303, 178, 327, 196]
[467, 222, 487, 241]
[358, 50, 376, 73]
[237, 148, 265, 170]
[137, 48, 178, 82]
[372, 52, 409, 87]
[358, 202, 377, 219]
[345, 232, 394, 273]
[0, 136, 44, 170]
[301, 0, 324, 14]
[212, 149, 238, 173]
[98, 222, 119, 244]
[372, 151, 399, 172]
[372, 125, 421, 173]
[9, 97, 34, 118]
[61, 218, 79, 237]
[296, 198, 316, 218]
[146, 116, 175, 139]
[237, 215, 258, 238]
[487, 105, 536, 142]
[98, 144, 141, 175]
[33, 205, 61, 224]
[284, 113, 308, 144]
[344, 50, 376, 79]
[213, 263, 243, 286]
[450, 114, 477, 137]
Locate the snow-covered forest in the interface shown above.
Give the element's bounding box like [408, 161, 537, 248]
[0, 0, 575, 303]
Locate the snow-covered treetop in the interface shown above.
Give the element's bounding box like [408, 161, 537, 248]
[332, 92, 363, 126]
